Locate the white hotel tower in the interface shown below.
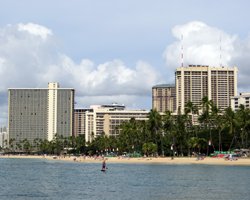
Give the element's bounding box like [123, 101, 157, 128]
[8, 82, 74, 147]
[48, 82, 59, 141]
[175, 65, 238, 113]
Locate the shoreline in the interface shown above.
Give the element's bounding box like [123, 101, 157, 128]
[1, 155, 250, 166]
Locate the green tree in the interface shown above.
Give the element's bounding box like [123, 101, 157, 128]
[224, 107, 239, 150]
[39, 139, 49, 154]
[188, 137, 207, 154]
[236, 105, 250, 148]
[9, 138, 15, 153]
[147, 109, 163, 156]
[211, 107, 224, 152]
[184, 101, 199, 156]
[142, 142, 157, 156]
[148, 109, 162, 143]
[162, 110, 175, 156]
[22, 139, 32, 154]
[175, 108, 188, 156]
[75, 135, 86, 154]
[33, 138, 41, 153]
[199, 96, 213, 128]
[198, 97, 215, 154]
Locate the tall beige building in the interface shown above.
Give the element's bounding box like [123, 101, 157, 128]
[74, 108, 92, 137]
[175, 65, 238, 113]
[8, 83, 74, 148]
[47, 82, 75, 141]
[152, 84, 176, 113]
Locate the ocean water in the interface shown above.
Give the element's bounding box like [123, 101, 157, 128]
[0, 158, 249, 200]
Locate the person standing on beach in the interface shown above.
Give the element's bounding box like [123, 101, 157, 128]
[171, 144, 174, 160]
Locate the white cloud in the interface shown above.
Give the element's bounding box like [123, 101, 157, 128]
[0, 23, 162, 125]
[163, 21, 250, 91]
[163, 21, 237, 69]
[18, 23, 52, 40]
[2, 21, 250, 125]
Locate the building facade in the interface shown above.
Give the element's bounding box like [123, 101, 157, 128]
[74, 108, 92, 137]
[175, 65, 238, 113]
[8, 83, 74, 148]
[152, 84, 176, 113]
[0, 127, 8, 149]
[231, 92, 250, 111]
[74, 104, 149, 142]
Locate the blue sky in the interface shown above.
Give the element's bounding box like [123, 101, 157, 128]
[1, 0, 250, 125]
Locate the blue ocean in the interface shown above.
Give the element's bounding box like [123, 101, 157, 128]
[0, 158, 249, 200]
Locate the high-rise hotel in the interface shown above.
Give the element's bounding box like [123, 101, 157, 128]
[152, 84, 176, 113]
[8, 83, 74, 146]
[175, 65, 238, 113]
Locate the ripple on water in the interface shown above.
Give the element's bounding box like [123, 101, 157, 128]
[0, 158, 250, 200]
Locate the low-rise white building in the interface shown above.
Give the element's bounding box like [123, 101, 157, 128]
[74, 104, 149, 142]
[231, 92, 250, 111]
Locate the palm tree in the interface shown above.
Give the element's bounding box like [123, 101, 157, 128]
[184, 101, 199, 156]
[49, 134, 64, 155]
[175, 108, 187, 156]
[209, 102, 225, 152]
[224, 107, 239, 150]
[91, 134, 110, 155]
[148, 109, 162, 141]
[33, 138, 41, 152]
[142, 142, 157, 157]
[16, 142, 22, 152]
[185, 100, 198, 121]
[199, 97, 215, 155]
[148, 109, 162, 155]
[22, 139, 32, 154]
[162, 111, 174, 134]
[236, 105, 250, 148]
[199, 96, 213, 128]
[9, 138, 16, 153]
[118, 119, 138, 153]
[75, 135, 86, 154]
[189, 136, 207, 153]
[37, 139, 46, 154]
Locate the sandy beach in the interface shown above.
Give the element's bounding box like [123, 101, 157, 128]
[1, 154, 250, 166]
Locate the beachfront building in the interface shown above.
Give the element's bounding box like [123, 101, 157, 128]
[0, 127, 8, 149]
[152, 84, 176, 113]
[74, 104, 149, 142]
[231, 92, 250, 111]
[8, 82, 74, 149]
[74, 108, 92, 137]
[175, 65, 238, 113]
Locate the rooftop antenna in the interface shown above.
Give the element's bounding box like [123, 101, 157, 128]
[181, 34, 184, 67]
[219, 35, 222, 67]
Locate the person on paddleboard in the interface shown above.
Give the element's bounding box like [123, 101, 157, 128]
[101, 158, 107, 171]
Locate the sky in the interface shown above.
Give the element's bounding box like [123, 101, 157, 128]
[1, 0, 250, 125]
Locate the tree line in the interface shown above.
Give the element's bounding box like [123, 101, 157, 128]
[89, 96, 250, 157]
[3, 97, 250, 157]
